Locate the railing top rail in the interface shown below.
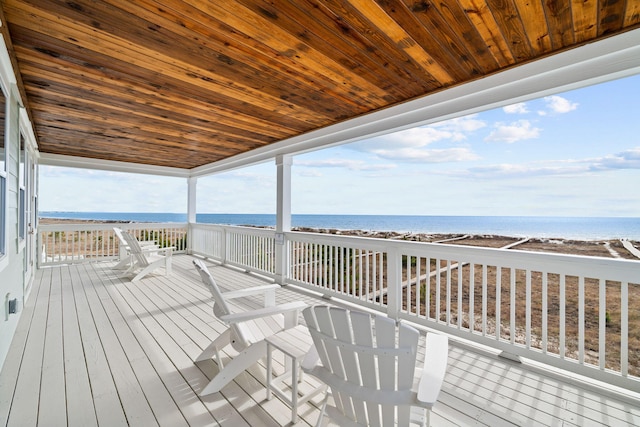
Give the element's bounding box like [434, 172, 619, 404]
[191, 223, 276, 237]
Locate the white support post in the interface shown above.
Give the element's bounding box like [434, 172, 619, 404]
[275, 155, 292, 285]
[187, 176, 197, 254]
[386, 247, 402, 321]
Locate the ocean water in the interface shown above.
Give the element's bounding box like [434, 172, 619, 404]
[39, 212, 640, 240]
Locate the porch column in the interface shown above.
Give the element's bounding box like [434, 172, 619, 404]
[275, 155, 292, 285]
[187, 176, 197, 254]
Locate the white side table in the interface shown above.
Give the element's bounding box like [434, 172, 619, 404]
[266, 325, 326, 424]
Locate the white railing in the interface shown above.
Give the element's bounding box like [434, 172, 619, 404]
[190, 223, 225, 260]
[190, 223, 276, 278]
[283, 230, 639, 391]
[188, 225, 639, 392]
[38, 222, 188, 267]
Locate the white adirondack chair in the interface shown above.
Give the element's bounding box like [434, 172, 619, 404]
[120, 230, 173, 282]
[192, 259, 307, 396]
[302, 305, 448, 427]
[112, 227, 158, 270]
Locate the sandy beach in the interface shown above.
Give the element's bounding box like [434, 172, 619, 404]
[293, 226, 640, 260]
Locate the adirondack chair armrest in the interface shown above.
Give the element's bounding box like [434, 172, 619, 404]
[222, 284, 281, 307]
[417, 333, 448, 407]
[139, 242, 159, 248]
[141, 246, 174, 255]
[219, 301, 306, 324]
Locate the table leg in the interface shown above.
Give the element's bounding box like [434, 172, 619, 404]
[291, 356, 298, 424]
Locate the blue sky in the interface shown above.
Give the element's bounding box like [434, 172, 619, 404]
[40, 74, 640, 217]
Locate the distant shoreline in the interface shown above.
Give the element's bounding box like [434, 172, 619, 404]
[39, 217, 640, 260]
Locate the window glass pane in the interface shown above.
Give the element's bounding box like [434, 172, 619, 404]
[19, 188, 25, 240]
[19, 133, 25, 186]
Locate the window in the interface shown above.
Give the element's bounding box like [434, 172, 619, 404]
[19, 133, 25, 241]
[0, 86, 6, 257]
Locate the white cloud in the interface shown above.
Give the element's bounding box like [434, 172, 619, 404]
[351, 115, 486, 152]
[453, 162, 586, 179]
[369, 147, 479, 163]
[485, 120, 540, 143]
[443, 146, 640, 179]
[503, 103, 529, 114]
[295, 159, 395, 171]
[589, 147, 640, 170]
[544, 95, 578, 114]
[345, 115, 486, 165]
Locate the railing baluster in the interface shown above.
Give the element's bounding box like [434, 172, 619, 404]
[621, 281, 629, 376]
[497, 266, 503, 339]
[446, 260, 451, 325]
[542, 272, 548, 353]
[482, 264, 487, 335]
[599, 278, 606, 370]
[436, 259, 442, 323]
[358, 249, 363, 300]
[458, 261, 463, 329]
[406, 255, 411, 314]
[365, 249, 370, 302]
[560, 274, 566, 359]
[415, 256, 421, 317]
[510, 268, 516, 344]
[377, 251, 383, 306]
[579, 276, 585, 364]
[526, 270, 532, 349]
[469, 263, 474, 331]
[426, 257, 431, 320]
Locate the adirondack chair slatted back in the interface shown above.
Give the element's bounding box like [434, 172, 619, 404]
[192, 259, 254, 350]
[113, 226, 126, 249]
[120, 230, 150, 268]
[304, 305, 420, 426]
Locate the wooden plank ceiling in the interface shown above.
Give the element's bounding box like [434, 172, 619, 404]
[2, 0, 639, 170]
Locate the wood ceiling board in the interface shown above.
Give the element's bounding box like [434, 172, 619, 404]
[2, 0, 639, 171]
[14, 43, 305, 138]
[24, 82, 273, 148]
[5, 4, 336, 125]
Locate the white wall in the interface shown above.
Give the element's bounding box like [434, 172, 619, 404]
[0, 34, 37, 372]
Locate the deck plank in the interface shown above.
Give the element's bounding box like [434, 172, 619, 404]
[98, 264, 236, 426]
[38, 267, 67, 426]
[67, 263, 129, 426]
[81, 263, 190, 427]
[2, 254, 639, 427]
[60, 265, 98, 427]
[0, 266, 48, 426]
[7, 266, 52, 427]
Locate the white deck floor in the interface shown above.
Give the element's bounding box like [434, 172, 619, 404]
[1, 255, 638, 426]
